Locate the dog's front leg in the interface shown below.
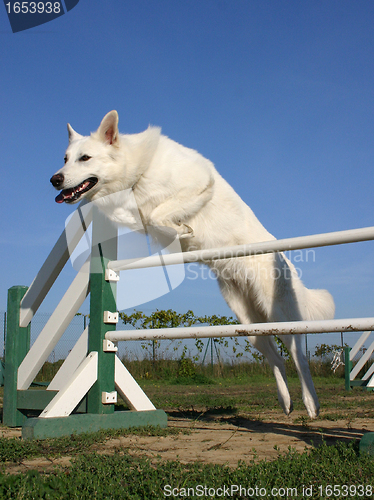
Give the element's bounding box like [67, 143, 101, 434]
[149, 207, 195, 239]
[148, 176, 214, 239]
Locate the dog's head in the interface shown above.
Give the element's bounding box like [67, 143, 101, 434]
[51, 110, 125, 204]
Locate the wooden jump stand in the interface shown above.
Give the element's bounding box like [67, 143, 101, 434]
[3, 201, 374, 454]
[344, 332, 374, 392]
[3, 205, 166, 439]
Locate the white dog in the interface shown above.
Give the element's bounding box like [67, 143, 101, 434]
[51, 111, 335, 418]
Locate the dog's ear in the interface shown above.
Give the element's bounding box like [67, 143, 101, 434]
[67, 123, 83, 142]
[96, 110, 119, 145]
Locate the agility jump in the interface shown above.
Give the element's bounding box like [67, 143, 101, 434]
[3, 202, 374, 447]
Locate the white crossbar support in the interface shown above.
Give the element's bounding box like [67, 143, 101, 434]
[40, 352, 98, 418]
[17, 262, 90, 390]
[366, 374, 374, 388]
[19, 202, 92, 327]
[114, 356, 155, 411]
[107, 226, 374, 272]
[362, 362, 374, 382]
[47, 327, 89, 391]
[350, 340, 374, 381]
[349, 331, 372, 361]
[106, 317, 374, 342]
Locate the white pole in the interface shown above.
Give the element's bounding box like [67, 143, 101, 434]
[106, 317, 374, 342]
[107, 226, 374, 272]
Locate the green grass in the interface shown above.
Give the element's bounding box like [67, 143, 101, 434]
[1, 367, 373, 498]
[0, 442, 373, 499]
[140, 374, 374, 416]
[33, 356, 347, 384]
[0, 426, 186, 463]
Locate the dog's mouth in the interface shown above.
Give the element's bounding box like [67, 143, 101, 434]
[55, 177, 98, 204]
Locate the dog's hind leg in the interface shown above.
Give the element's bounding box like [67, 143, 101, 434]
[278, 334, 319, 418]
[248, 335, 294, 416]
[217, 279, 293, 416]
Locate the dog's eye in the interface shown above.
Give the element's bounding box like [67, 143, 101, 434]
[79, 155, 91, 162]
[64, 156, 68, 164]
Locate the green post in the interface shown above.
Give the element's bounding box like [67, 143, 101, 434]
[87, 207, 117, 415]
[344, 346, 352, 391]
[3, 286, 30, 426]
[359, 432, 374, 455]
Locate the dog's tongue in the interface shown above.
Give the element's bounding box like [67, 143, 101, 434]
[55, 186, 76, 203]
[55, 192, 65, 203]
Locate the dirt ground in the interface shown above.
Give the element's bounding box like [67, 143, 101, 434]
[2, 409, 373, 474]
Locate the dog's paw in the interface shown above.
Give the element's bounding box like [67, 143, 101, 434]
[179, 224, 194, 239]
[303, 395, 320, 419]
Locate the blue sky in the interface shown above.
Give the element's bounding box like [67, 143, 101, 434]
[1, 1, 374, 353]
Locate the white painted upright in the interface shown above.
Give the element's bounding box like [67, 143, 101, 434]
[40, 352, 98, 419]
[114, 356, 155, 411]
[17, 260, 90, 390]
[19, 202, 92, 327]
[47, 327, 89, 391]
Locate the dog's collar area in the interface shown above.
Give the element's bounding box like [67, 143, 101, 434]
[55, 177, 98, 204]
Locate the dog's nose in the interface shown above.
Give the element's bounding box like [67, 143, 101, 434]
[50, 173, 64, 188]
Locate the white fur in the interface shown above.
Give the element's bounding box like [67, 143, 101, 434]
[52, 111, 335, 418]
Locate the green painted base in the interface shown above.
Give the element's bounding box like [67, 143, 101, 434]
[359, 432, 374, 456]
[22, 410, 168, 440]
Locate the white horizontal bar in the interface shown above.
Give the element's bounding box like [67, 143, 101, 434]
[106, 317, 374, 342]
[107, 226, 374, 272]
[20, 202, 92, 327]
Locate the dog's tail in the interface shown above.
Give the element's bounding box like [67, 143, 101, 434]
[303, 288, 335, 321]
